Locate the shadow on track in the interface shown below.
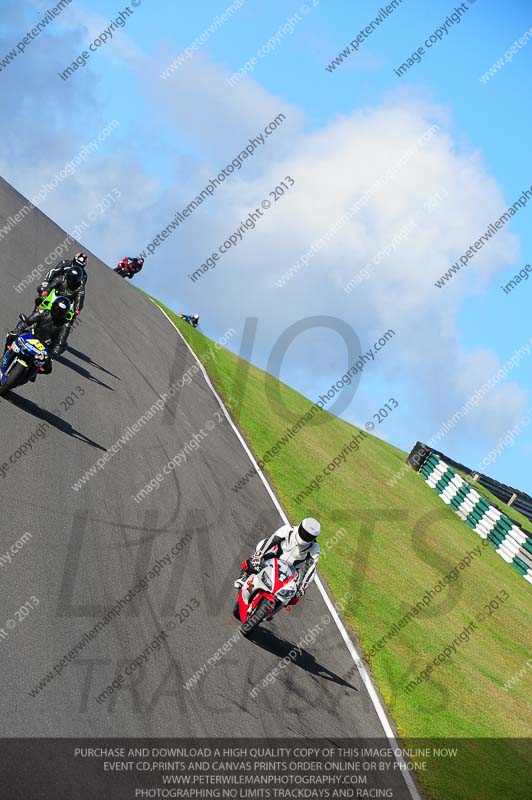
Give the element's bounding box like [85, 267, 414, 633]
[249, 626, 359, 690]
[66, 345, 121, 380]
[5, 393, 107, 451]
[56, 354, 115, 390]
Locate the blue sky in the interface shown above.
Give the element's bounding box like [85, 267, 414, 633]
[1, 0, 531, 490]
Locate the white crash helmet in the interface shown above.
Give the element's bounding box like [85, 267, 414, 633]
[297, 517, 321, 543]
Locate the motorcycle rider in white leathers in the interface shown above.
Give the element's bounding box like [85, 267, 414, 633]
[234, 518, 321, 598]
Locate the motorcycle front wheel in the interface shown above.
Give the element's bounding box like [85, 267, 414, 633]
[0, 362, 27, 396]
[240, 597, 274, 637]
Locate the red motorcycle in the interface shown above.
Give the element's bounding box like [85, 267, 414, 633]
[114, 257, 143, 280]
[233, 557, 299, 636]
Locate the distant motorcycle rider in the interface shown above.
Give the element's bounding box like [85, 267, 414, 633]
[234, 518, 321, 599]
[114, 256, 144, 278]
[4, 295, 71, 377]
[179, 313, 200, 328]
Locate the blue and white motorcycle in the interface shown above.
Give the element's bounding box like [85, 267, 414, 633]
[0, 327, 49, 396]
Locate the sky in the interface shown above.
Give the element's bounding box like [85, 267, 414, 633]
[1, 0, 531, 491]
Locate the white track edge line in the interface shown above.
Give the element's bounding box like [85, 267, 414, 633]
[152, 300, 422, 800]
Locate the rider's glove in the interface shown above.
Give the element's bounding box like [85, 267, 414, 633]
[296, 586, 306, 598]
[74, 309, 80, 316]
[41, 290, 49, 298]
[250, 553, 262, 571]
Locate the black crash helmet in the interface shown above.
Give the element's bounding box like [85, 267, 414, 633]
[50, 295, 70, 324]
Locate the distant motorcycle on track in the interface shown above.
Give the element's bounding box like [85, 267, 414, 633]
[179, 313, 200, 328]
[114, 256, 144, 280]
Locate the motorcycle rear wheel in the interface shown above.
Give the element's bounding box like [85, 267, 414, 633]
[0, 362, 27, 396]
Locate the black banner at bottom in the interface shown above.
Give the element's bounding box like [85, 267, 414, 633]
[0, 738, 530, 800]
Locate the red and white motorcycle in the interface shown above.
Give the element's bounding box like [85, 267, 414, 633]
[234, 557, 299, 636]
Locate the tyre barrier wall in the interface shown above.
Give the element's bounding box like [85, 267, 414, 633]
[419, 453, 532, 586]
[407, 440, 532, 523]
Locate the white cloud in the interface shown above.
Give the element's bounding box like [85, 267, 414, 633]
[147, 52, 304, 161]
[142, 83, 525, 445]
[48, 0, 148, 70]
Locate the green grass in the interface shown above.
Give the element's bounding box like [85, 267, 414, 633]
[154, 299, 532, 800]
